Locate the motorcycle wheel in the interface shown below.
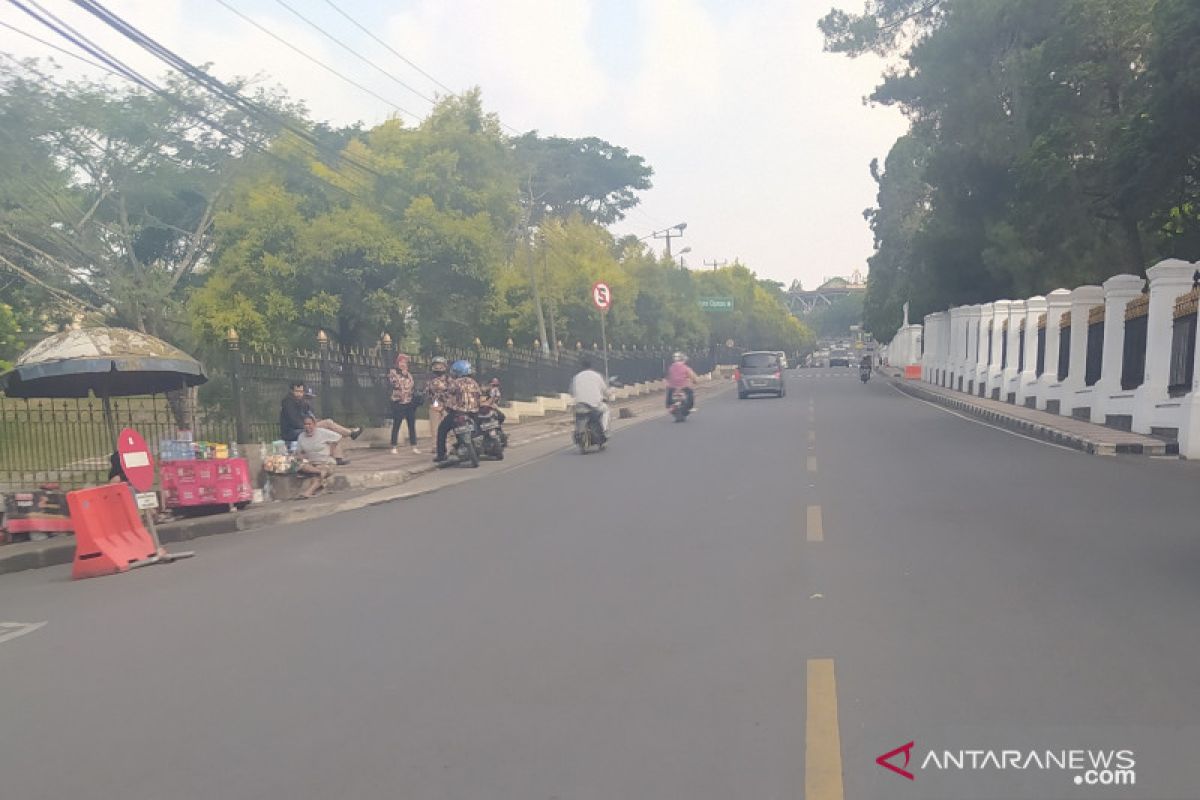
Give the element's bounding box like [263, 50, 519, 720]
[577, 427, 591, 454]
[465, 441, 480, 468]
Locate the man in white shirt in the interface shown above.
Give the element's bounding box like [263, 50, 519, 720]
[295, 415, 342, 498]
[569, 357, 612, 433]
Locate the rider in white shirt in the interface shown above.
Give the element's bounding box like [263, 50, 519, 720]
[569, 357, 613, 432]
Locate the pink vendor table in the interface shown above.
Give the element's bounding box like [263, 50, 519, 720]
[160, 458, 253, 509]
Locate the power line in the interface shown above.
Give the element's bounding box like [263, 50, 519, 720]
[271, 0, 438, 107]
[0, 19, 115, 74]
[70, 0, 397, 189]
[213, 0, 423, 122]
[318, 0, 454, 95]
[314, 0, 524, 136]
[11, 0, 395, 226]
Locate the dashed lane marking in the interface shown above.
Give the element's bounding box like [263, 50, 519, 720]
[806, 658, 845, 800]
[806, 505, 823, 542]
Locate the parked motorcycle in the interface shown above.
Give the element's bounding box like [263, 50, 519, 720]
[574, 403, 607, 454]
[475, 404, 507, 460]
[669, 388, 690, 422]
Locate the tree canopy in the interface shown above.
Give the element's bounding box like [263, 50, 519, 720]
[821, 0, 1200, 341]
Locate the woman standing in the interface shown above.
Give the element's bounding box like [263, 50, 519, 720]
[388, 354, 420, 454]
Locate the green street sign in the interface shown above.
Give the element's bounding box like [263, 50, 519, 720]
[699, 297, 734, 310]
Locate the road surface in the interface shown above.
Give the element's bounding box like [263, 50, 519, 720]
[2, 367, 1198, 799]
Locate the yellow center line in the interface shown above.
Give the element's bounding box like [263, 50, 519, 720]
[807, 455, 818, 473]
[806, 505, 823, 542]
[806, 658, 845, 800]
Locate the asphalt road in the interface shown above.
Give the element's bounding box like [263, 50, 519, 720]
[2, 368, 1199, 799]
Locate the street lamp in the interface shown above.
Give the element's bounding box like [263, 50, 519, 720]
[651, 222, 687, 259]
[676, 246, 692, 268]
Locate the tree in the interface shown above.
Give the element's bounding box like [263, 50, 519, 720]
[0, 59, 291, 340]
[512, 133, 653, 226]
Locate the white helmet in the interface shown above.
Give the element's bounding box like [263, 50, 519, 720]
[673, 351, 687, 363]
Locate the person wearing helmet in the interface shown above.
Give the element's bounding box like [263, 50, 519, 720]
[481, 376, 506, 425]
[666, 351, 698, 412]
[425, 357, 452, 455]
[435, 360, 482, 462]
[570, 356, 613, 435]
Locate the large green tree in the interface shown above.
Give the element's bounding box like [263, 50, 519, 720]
[821, 0, 1200, 339]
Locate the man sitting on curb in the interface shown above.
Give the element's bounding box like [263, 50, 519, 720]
[295, 415, 340, 498]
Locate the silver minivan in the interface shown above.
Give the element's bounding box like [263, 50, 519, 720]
[736, 351, 785, 398]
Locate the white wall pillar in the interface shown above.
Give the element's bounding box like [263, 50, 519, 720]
[986, 300, 1011, 399]
[1002, 300, 1026, 402]
[1178, 278, 1200, 457]
[964, 305, 982, 395]
[1037, 289, 1073, 412]
[1063, 286, 1104, 418]
[952, 306, 970, 391]
[1017, 297, 1046, 407]
[974, 302, 993, 396]
[1132, 260, 1198, 434]
[922, 313, 938, 382]
[1091, 275, 1145, 425]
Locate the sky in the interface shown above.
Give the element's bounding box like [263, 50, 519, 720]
[0, 0, 909, 289]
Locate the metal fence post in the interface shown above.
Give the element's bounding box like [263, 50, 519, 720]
[317, 330, 332, 418]
[227, 328, 249, 444]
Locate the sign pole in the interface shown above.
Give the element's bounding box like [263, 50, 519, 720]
[600, 308, 610, 382]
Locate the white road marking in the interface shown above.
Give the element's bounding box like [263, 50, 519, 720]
[0, 621, 47, 644]
[889, 384, 1082, 453]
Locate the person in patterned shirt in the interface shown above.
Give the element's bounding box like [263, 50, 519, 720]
[388, 354, 420, 454]
[435, 359, 482, 462]
[425, 356, 452, 454]
[480, 377, 506, 424]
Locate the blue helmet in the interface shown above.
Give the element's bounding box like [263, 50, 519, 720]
[450, 359, 473, 377]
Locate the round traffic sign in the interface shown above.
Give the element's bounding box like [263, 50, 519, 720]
[591, 281, 612, 311]
[725, 339, 735, 348]
[116, 427, 156, 493]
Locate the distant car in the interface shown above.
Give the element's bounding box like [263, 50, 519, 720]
[828, 351, 850, 367]
[735, 351, 785, 398]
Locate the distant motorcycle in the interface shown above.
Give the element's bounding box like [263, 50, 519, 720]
[476, 404, 507, 460]
[574, 403, 606, 453]
[860, 367, 871, 383]
[669, 388, 690, 422]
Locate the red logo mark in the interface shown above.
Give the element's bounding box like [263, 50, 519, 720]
[877, 741, 916, 780]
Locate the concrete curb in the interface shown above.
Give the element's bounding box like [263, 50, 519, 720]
[891, 379, 1168, 456]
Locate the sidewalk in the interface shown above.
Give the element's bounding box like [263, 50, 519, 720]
[888, 373, 1171, 456]
[0, 375, 729, 575]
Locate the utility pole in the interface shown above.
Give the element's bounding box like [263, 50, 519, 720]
[651, 222, 687, 259]
[705, 259, 728, 271]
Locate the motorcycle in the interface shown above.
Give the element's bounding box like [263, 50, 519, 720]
[669, 387, 690, 422]
[442, 412, 481, 468]
[573, 403, 607, 454]
[475, 404, 507, 460]
[860, 366, 871, 383]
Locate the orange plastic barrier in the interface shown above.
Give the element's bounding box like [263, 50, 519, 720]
[67, 485, 158, 580]
[904, 365, 923, 380]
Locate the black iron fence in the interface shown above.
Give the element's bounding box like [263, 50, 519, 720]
[1085, 318, 1104, 387]
[0, 392, 234, 492]
[1122, 297, 1148, 390]
[1057, 320, 1071, 381]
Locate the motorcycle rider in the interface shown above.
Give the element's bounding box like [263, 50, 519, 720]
[570, 356, 612, 435]
[665, 351, 698, 412]
[435, 359, 482, 462]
